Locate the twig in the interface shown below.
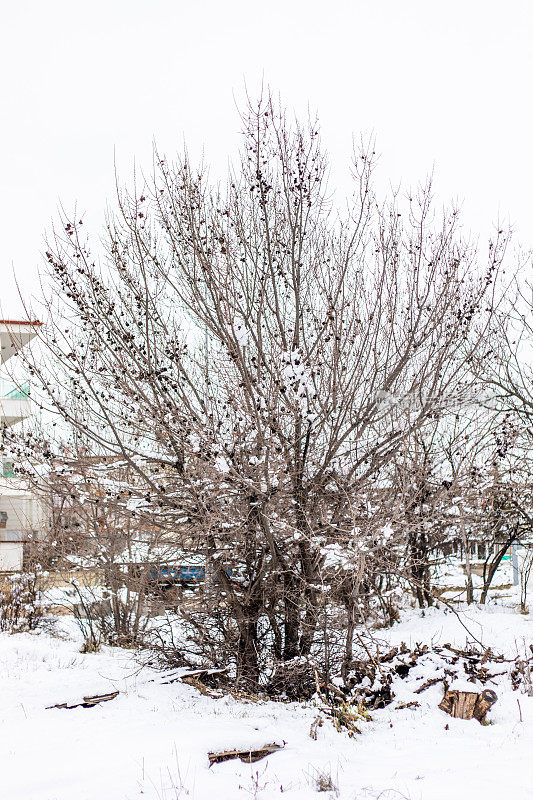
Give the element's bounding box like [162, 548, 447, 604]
[437, 597, 485, 649]
[356, 633, 383, 676]
[414, 676, 444, 694]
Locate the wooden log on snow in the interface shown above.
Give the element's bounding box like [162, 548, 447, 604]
[472, 689, 498, 722]
[46, 690, 119, 710]
[208, 742, 284, 766]
[438, 687, 497, 723]
[156, 667, 228, 685]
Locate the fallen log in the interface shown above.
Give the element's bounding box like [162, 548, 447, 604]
[472, 689, 498, 722]
[46, 690, 119, 710]
[208, 742, 284, 765]
[438, 687, 497, 723]
[155, 667, 228, 685]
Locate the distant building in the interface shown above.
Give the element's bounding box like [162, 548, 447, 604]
[0, 320, 44, 571]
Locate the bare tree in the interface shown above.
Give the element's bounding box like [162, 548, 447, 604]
[468, 280, 533, 601]
[9, 93, 505, 688]
[475, 273, 533, 431]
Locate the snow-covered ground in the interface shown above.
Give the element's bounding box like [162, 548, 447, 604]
[1, 594, 532, 800]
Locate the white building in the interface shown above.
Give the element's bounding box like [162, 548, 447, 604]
[0, 320, 44, 571]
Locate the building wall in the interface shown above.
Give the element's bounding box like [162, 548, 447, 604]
[0, 321, 41, 572]
[0, 542, 23, 572]
[0, 492, 38, 529]
[0, 482, 46, 572]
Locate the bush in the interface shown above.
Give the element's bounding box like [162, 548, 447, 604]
[69, 582, 150, 651]
[0, 572, 43, 633]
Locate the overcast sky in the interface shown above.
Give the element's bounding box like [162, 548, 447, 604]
[1, 0, 531, 318]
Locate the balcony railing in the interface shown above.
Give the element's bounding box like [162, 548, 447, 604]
[0, 530, 26, 542]
[0, 380, 31, 425]
[1, 381, 30, 399]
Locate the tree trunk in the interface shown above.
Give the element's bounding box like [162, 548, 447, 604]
[409, 527, 433, 608]
[342, 598, 356, 681]
[458, 505, 474, 604]
[283, 574, 301, 661]
[480, 535, 515, 604]
[237, 620, 259, 689]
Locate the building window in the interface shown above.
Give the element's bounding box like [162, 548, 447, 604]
[2, 461, 15, 478]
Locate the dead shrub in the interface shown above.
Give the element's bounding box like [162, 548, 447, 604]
[0, 571, 44, 633]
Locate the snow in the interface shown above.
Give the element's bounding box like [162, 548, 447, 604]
[1, 597, 533, 799]
[448, 677, 482, 693]
[234, 320, 249, 348]
[214, 454, 231, 474]
[125, 497, 151, 512]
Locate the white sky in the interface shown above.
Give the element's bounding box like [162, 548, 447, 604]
[1, 0, 532, 318]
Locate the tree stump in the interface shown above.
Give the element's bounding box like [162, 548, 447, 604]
[439, 688, 497, 723]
